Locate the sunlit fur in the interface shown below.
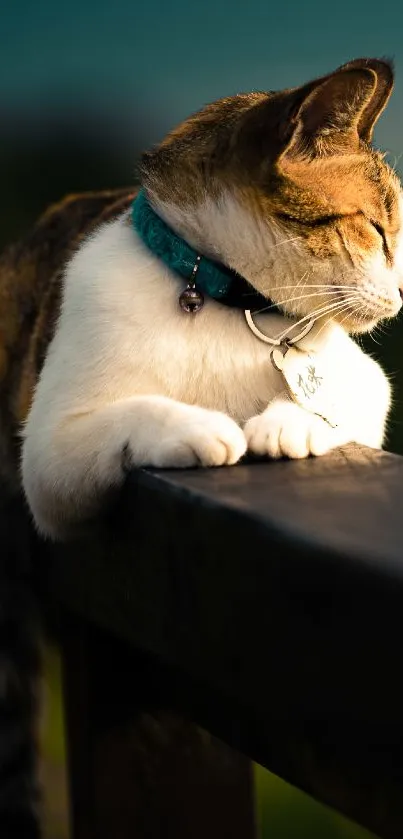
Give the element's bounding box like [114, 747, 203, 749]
[20, 58, 403, 537]
[143, 64, 403, 334]
[151, 178, 403, 335]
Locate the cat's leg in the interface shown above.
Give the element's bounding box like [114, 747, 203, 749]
[244, 351, 391, 459]
[21, 395, 246, 537]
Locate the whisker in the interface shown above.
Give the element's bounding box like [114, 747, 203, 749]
[337, 305, 358, 332]
[315, 300, 357, 339]
[270, 236, 303, 248]
[241, 282, 359, 298]
[293, 293, 360, 321]
[366, 312, 383, 344]
[346, 298, 382, 339]
[242, 284, 359, 296]
[276, 294, 362, 341]
[241, 274, 307, 298]
[291, 270, 311, 308]
[252, 288, 350, 318]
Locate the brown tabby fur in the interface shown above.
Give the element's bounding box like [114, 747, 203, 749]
[0, 188, 135, 491]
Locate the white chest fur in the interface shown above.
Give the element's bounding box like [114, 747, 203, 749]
[47, 217, 290, 420]
[44, 218, 365, 419]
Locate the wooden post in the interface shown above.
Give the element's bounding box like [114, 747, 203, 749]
[60, 615, 257, 839]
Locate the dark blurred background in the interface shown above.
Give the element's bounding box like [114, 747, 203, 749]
[2, 0, 403, 453]
[3, 0, 403, 247]
[1, 3, 402, 837]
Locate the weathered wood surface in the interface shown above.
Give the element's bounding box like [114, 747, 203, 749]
[45, 444, 403, 839]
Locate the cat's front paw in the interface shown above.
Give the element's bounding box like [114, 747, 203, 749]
[244, 400, 345, 460]
[152, 407, 247, 468]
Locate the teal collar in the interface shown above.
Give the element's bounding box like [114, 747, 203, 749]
[131, 190, 277, 312]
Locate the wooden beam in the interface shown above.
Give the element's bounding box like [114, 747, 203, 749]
[45, 445, 403, 838]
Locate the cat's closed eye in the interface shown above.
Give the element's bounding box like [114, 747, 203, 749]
[368, 219, 392, 261]
[275, 212, 342, 227]
[370, 219, 387, 242]
[278, 211, 391, 255]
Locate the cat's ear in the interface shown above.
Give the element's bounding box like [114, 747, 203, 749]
[335, 58, 394, 142]
[278, 66, 378, 160]
[236, 62, 391, 167]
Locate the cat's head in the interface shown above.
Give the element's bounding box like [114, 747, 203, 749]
[141, 58, 403, 333]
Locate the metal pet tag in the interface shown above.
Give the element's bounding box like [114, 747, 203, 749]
[271, 346, 339, 428]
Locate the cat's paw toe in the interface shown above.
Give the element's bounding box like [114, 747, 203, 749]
[155, 410, 247, 468]
[244, 401, 336, 460]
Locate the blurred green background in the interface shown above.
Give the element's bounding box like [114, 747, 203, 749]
[2, 1, 402, 836]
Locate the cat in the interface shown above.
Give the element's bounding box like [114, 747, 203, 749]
[0, 56, 401, 832]
[2, 58, 402, 549]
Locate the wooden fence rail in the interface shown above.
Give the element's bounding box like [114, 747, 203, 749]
[39, 445, 403, 839]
